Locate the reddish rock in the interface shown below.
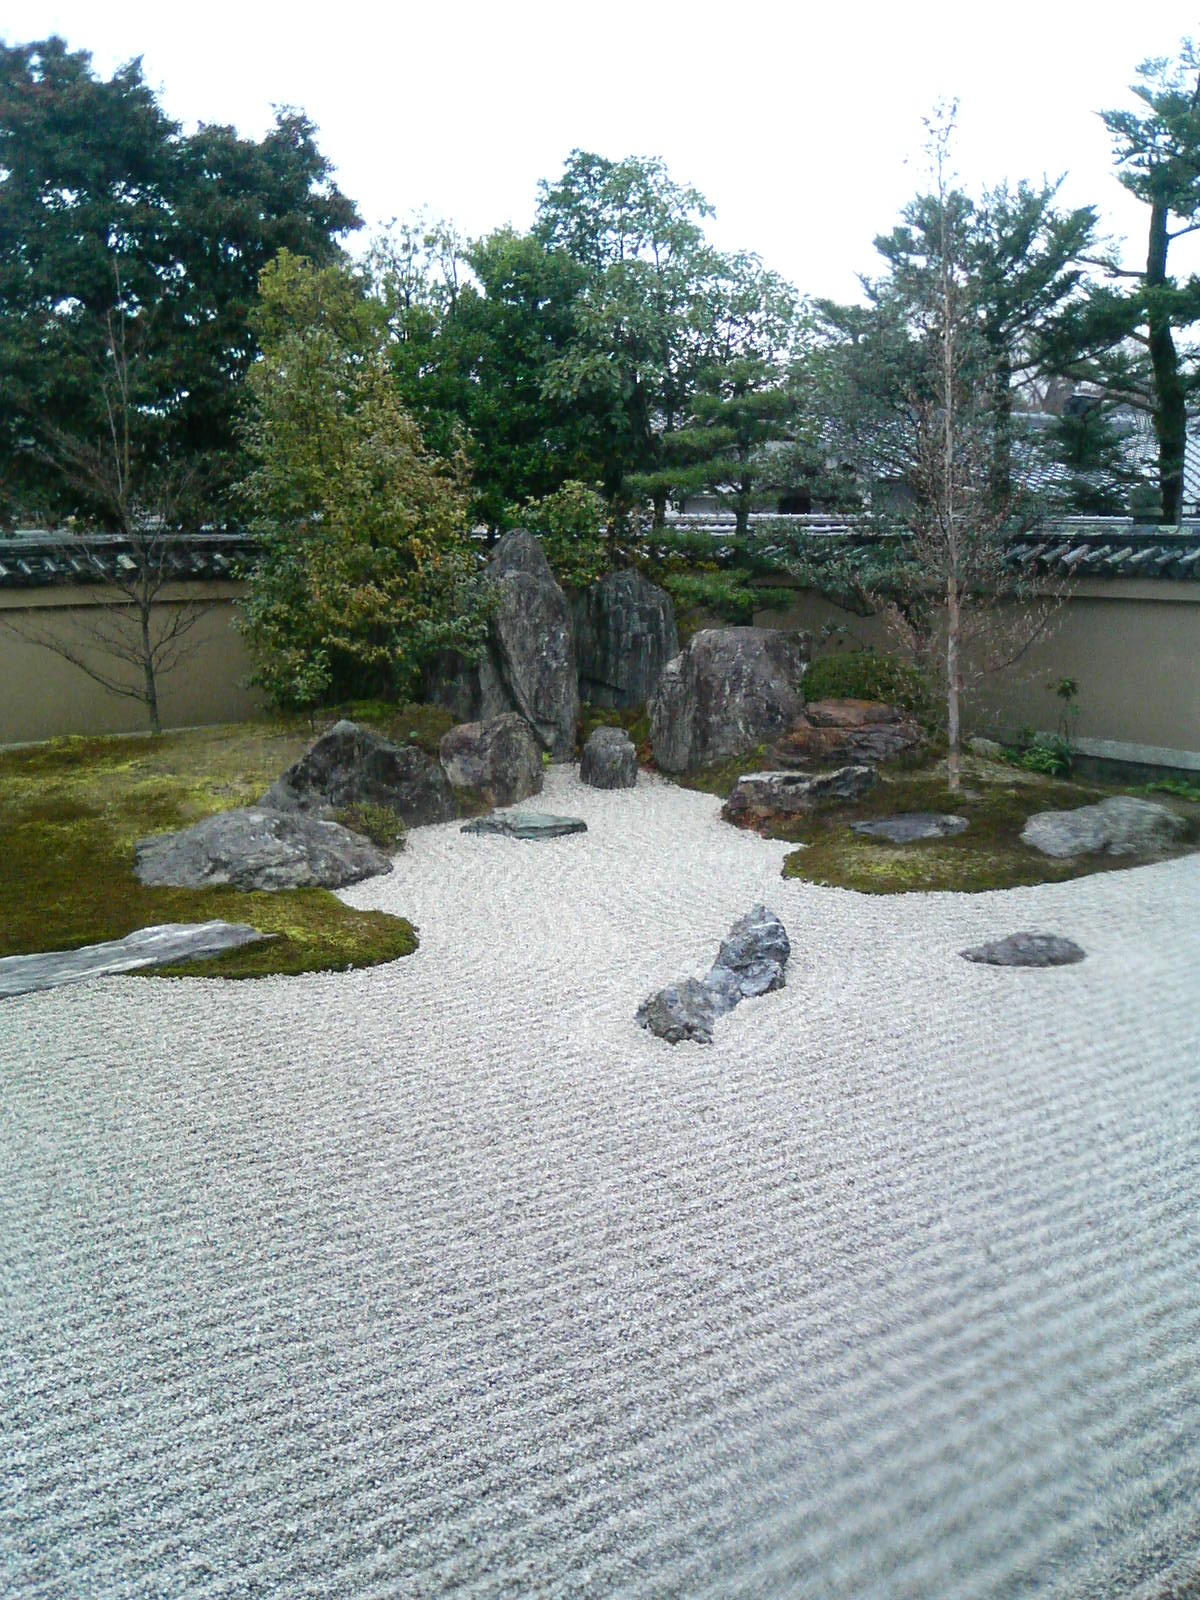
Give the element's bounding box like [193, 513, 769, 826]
[772, 699, 922, 770]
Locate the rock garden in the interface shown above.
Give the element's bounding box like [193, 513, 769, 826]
[2, 536, 1196, 999]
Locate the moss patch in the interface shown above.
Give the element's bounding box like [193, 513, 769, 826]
[0, 712, 427, 980]
[774, 761, 1199, 894]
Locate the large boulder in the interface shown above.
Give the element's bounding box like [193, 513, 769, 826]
[1021, 796, 1187, 859]
[136, 808, 392, 891]
[649, 627, 809, 773]
[772, 699, 923, 770]
[425, 533, 580, 757]
[636, 905, 791, 1045]
[264, 720, 455, 827]
[573, 570, 679, 709]
[580, 725, 638, 789]
[722, 766, 878, 830]
[486, 531, 580, 758]
[438, 714, 543, 809]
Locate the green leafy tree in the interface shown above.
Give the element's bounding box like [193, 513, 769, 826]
[0, 37, 359, 526]
[1043, 42, 1200, 522]
[535, 151, 720, 525]
[634, 252, 801, 531]
[238, 252, 488, 710]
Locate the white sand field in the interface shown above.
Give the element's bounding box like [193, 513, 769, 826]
[3, 766, 1198, 1597]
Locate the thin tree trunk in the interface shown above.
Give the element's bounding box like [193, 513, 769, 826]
[141, 604, 161, 734]
[1146, 198, 1185, 525]
[652, 491, 667, 530]
[946, 576, 961, 792]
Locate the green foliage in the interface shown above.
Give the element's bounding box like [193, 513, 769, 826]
[238, 252, 490, 710]
[1019, 733, 1073, 777]
[513, 479, 609, 587]
[803, 650, 934, 722]
[333, 802, 408, 852]
[0, 38, 359, 525]
[661, 569, 758, 625]
[1145, 777, 1200, 802]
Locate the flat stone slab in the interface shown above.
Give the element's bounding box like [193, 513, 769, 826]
[852, 812, 969, 843]
[136, 807, 392, 891]
[0, 922, 272, 998]
[960, 932, 1087, 968]
[461, 811, 587, 840]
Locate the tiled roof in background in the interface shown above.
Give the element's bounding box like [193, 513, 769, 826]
[0, 531, 259, 589]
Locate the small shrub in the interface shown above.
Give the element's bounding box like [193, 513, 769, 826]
[1145, 777, 1200, 802]
[333, 802, 408, 851]
[1019, 733, 1073, 778]
[803, 650, 934, 725]
[513, 480, 609, 589]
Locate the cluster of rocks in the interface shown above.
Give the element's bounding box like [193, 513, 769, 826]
[637, 906, 791, 1045]
[427, 533, 679, 758]
[135, 712, 549, 892]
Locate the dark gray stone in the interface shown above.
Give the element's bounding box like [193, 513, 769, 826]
[637, 905, 790, 1045]
[438, 714, 543, 809]
[1021, 796, 1187, 859]
[264, 720, 454, 827]
[136, 808, 392, 891]
[574, 570, 679, 709]
[961, 932, 1087, 968]
[580, 725, 638, 789]
[649, 627, 810, 773]
[422, 533, 581, 757]
[461, 811, 587, 840]
[852, 812, 969, 843]
[0, 922, 273, 998]
[722, 766, 877, 829]
[486, 531, 580, 758]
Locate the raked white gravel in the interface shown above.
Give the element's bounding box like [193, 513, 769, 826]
[3, 766, 1199, 1598]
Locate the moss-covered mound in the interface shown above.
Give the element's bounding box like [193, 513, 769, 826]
[775, 763, 1199, 895]
[0, 711, 431, 980]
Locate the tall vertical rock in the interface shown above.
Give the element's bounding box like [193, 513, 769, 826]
[573, 570, 679, 709]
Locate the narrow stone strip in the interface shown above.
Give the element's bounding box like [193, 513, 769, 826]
[0, 921, 271, 997]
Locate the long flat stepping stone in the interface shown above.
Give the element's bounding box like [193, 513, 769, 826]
[960, 932, 1086, 968]
[0, 922, 272, 998]
[853, 812, 969, 843]
[461, 811, 587, 840]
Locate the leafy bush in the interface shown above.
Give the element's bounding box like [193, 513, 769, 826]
[333, 802, 408, 851]
[803, 650, 934, 723]
[1019, 733, 1073, 777]
[1145, 777, 1200, 802]
[512, 480, 609, 589]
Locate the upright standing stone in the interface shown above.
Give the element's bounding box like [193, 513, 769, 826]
[573, 570, 679, 709]
[438, 714, 543, 808]
[649, 627, 809, 773]
[484, 531, 580, 759]
[580, 725, 638, 789]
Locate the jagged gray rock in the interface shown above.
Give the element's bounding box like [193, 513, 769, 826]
[486, 531, 580, 758]
[136, 808, 392, 891]
[722, 766, 877, 829]
[649, 627, 810, 773]
[0, 922, 273, 998]
[461, 811, 587, 840]
[637, 905, 790, 1045]
[580, 725, 638, 789]
[264, 720, 454, 827]
[853, 813, 969, 843]
[961, 932, 1087, 968]
[574, 570, 679, 709]
[438, 714, 543, 809]
[1021, 796, 1187, 858]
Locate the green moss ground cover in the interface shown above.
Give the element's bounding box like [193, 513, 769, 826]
[0, 708, 444, 980]
[774, 763, 1200, 894]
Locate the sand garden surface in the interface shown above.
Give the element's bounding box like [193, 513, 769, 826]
[3, 766, 1199, 1596]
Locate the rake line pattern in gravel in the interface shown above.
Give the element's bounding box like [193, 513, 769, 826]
[2, 769, 1199, 1598]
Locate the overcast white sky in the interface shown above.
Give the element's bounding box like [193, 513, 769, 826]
[5, 1, 1200, 298]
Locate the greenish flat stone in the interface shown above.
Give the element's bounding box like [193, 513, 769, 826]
[461, 811, 587, 840]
